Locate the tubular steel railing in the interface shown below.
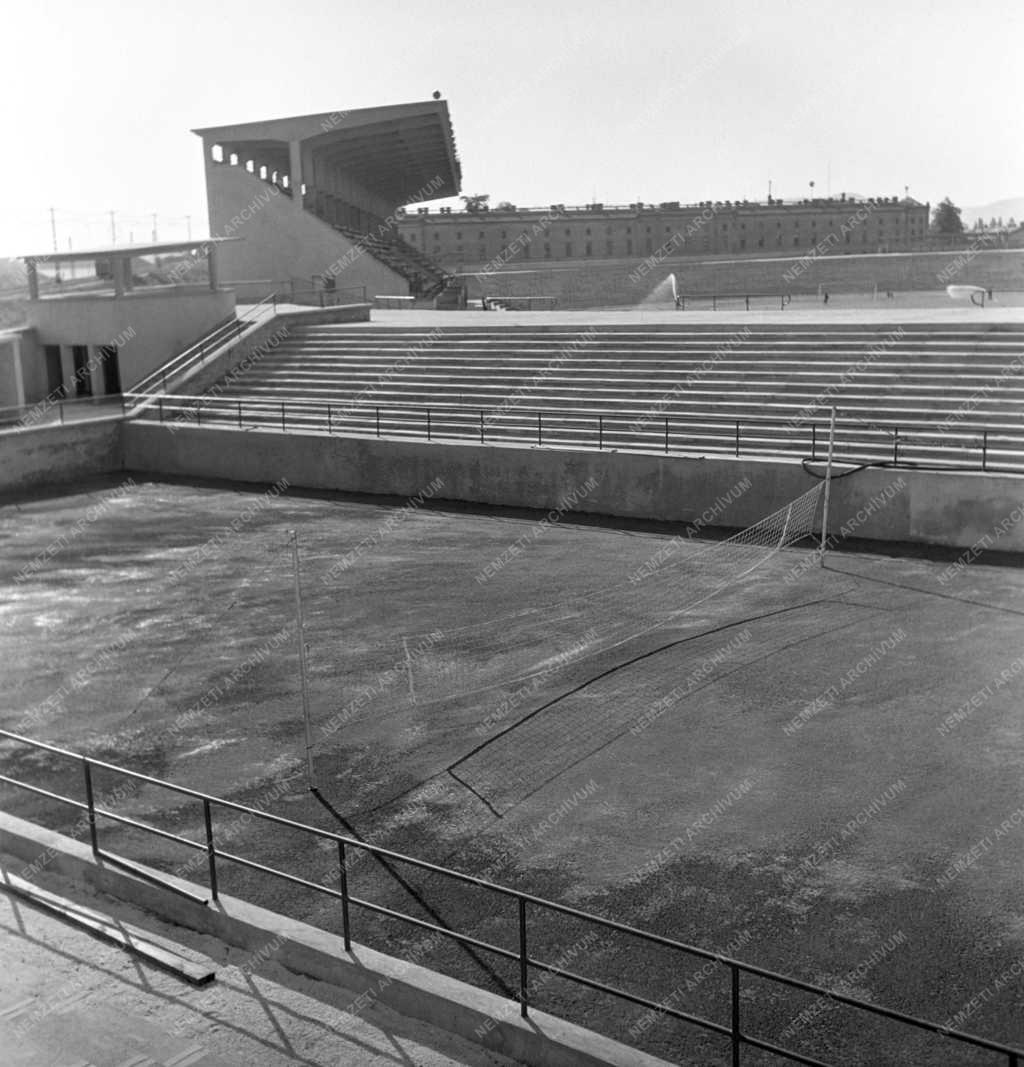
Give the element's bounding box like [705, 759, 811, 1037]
[0, 728, 1020, 1067]
[125, 392, 1024, 474]
[127, 295, 280, 403]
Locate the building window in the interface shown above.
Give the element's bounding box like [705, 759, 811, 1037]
[740, 238, 746, 249]
[793, 236, 799, 245]
[645, 237, 653, 252]
[606, 240, 613, 255]
[456, 231, 462, 239]
[626, 239, 633, 254]
[757, 238, 764, 248]
[585, 227, 591, 236]
[585, 242, 592, 256]
[544, 243, 551, 258]
[565, 243, 573, 257]
[478, 246, 486, 258]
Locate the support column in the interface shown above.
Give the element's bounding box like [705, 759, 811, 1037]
[10, 336, 26, 407]
[59, 345, 75, 394]
[26, 260, 39, 300]
[207, 244, 220, 290]
[113, 255, 125, 297]
[288, 140, 303, 204]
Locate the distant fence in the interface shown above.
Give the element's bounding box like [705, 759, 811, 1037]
[125, 394, 1024, 474]
[2, 727, 1021, 1067]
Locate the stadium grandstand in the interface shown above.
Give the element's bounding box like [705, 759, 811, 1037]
[3, 91, 1024, 1067]
[194, 100, 461, 301]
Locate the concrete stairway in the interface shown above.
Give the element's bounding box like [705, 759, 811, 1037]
[164, 323, 1024, 469]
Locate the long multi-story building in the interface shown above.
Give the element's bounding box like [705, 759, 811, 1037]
[397, 196, 931, 270]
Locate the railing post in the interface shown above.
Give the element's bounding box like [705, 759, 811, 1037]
[518, 897, 529, 1018]
[665, 416, 669, 454]
[735, 420, 741, 457]
[537, 411, 542, 446]
[376, 407, 380, 438]
[162, 370, 167, 393]
[812, 422, 817, 459]
[59, 401, 65, 425]
[892, 426, 899, 464]
[598, 414, 603, 450]
[982, 430, 988, 471]
[427, 408, 432, 441]
[328, 405, 332, 435]
[745, 295, 750, 311]
[196, 402, 201, 426]
[713, 294, 717, 311]
[158, 397, 163, 423]
[237, 400, 242, 428]
[82, 759, 99, 856]
[480, 410, 485, 444]
[338, 840, 352, 951]
[203, 798, 218, 901]
[730, 964, 741, 1066]
[281, 402, 286, 432]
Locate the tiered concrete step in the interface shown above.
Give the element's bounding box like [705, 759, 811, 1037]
[162, 324, 1024, 469]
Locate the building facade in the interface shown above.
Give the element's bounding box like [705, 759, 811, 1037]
[397, 196, 931, 270]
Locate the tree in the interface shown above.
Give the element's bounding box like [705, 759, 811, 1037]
[495, 201, 516, 211]
[931, 197, 964, 235]
[460, 194, 490, 213]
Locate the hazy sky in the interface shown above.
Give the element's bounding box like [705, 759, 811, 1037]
[2, 0, 1020, 255]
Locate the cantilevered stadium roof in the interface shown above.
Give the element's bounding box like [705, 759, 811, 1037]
[193, 100, 461, 205]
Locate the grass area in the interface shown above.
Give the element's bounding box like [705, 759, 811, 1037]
[2, 475, 1023, 1065]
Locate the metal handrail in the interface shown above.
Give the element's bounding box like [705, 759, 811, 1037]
[0, 727, 1020, 1066]
[126, 392, 1024, 473]
[128, 291, 281, 401]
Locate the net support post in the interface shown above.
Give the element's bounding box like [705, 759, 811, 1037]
[291, 530, 316, 788]
[819, 406, 837, 566]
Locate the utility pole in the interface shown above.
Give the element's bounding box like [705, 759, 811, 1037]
[50, 207, 61, 284]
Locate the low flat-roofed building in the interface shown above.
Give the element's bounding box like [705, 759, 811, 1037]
[1, 238, 237, 413]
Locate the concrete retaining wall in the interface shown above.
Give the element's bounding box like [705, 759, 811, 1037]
[0, 812, 671, 1067]
[0, 418, 123, 496]
[123, 423, 1024, 552]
